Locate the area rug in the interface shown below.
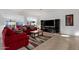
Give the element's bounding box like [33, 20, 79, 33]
[26, 35, 52, 50]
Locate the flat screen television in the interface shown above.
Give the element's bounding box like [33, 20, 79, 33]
[44, 20, 54, 26]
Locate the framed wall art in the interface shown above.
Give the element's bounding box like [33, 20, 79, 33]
[66, 14, 73, 26]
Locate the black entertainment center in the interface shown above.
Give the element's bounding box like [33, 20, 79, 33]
[41, 19, 60, 33]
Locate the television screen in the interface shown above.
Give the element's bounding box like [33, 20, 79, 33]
[45, 20, 54, 26]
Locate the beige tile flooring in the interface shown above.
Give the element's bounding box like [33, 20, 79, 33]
[34, 32, 79, 50]
[1, 32, 79, 50]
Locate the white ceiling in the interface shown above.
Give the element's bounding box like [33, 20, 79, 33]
[0, 9, 78, 15]
[0, 9, 79, 20]
[0, 9, 79, 15]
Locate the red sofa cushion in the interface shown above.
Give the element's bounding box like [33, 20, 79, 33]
[23, 26, 37, 35]
[2, 27, 29, 50]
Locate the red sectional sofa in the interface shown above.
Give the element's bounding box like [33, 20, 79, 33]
[16, 25, 37, 35]
[23, 25, 37, 35]
[2, 27, 29, 50]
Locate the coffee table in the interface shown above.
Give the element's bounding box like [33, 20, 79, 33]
[30, 29, 43, 38]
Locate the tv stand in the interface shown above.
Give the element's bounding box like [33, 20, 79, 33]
[41, 19, 60, 33]
[42, 26, 55, 33]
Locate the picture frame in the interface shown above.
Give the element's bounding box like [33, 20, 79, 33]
[66, 14, 73, 26]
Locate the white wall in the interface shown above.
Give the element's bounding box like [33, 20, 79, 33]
[58, 10, 79, 35]
[1, 14, 25, 22]
[22, 9, 79, 35]
[39, 9, 79, 36]
[0, 9, 79, 36]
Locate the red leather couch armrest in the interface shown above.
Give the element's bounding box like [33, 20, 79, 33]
[8, 33, 28, 42]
